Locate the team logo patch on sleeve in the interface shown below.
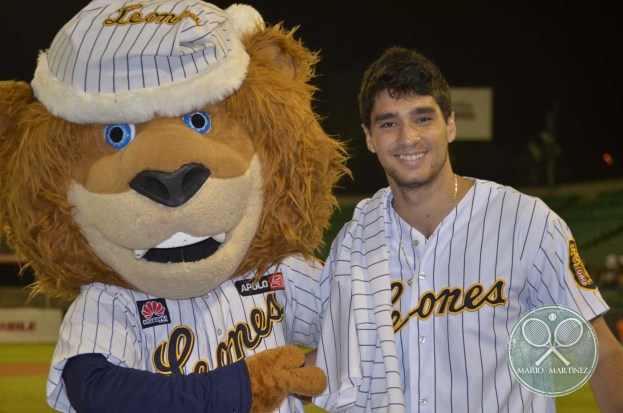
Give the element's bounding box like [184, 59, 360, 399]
[137, 298, 171, 329]
[235, 273, 286, 296]
[568, 239, 596, 290]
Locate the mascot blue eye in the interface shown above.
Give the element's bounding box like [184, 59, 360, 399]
[104, 124, 136, 149]
[183, 111, 211, 134]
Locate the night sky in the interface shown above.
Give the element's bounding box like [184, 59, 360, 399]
[1, 0, 621, 194]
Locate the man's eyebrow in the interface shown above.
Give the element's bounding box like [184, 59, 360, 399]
[410, 106, 436, 115]
[373, 106, 436, 124]
[373, 112, 397, 123]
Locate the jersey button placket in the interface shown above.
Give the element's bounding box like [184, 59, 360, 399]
[408, 236, 424, 286]
[413, 250, 433, 412]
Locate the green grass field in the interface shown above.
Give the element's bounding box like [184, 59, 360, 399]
[0, 343, 601, 413]
[0, 344, 56, 413]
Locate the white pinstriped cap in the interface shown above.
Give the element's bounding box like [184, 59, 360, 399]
[31, 0, 264, 124]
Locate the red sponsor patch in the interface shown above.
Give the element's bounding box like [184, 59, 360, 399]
[269, 272, 285, 290]
[568, 239, 596, 290]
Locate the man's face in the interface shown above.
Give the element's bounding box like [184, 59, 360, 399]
[362, 89, 456, 189]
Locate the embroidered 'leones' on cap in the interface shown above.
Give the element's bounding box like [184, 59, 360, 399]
[31, 0, 264, 124]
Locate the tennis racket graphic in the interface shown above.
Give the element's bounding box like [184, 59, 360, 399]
[521, 317, 582, 366]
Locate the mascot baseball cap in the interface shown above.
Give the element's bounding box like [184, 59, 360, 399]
[31, 0, 263, 124]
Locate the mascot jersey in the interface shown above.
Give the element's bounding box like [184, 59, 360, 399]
[0, 0, 349, 411]
[48, 255, 322, 412]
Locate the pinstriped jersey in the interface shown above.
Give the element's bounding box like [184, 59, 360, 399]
[314, 180, 609, 412]
[47, 255, 322, 413]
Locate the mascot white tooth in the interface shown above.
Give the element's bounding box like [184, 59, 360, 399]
[0, 1, 349, 412]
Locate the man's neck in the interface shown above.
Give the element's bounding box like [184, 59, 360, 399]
[391, 172, 461, 238]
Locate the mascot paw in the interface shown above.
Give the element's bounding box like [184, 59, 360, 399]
[246, 345, 327, 412]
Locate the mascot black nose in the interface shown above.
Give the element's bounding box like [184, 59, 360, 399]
[130, 163, 210, 207]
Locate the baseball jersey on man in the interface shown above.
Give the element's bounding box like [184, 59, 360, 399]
[47, 255, 322, 413]
[314, 179, 609, 412]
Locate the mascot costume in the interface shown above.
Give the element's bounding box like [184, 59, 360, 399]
[0, 1, 349, 412]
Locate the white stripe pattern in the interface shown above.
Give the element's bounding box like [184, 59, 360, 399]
[314, 179, 609, 412]
[31, 1, 263, 123]
[46, 254, 322, 413]
[47, 1, 229, 94]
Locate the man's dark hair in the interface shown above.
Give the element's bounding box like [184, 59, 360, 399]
[358, 46, 452, 128]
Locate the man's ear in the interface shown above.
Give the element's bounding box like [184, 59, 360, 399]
[0, 81, 34, 137]
[446, 111, 457, 143]
[362, 124, 376, 153]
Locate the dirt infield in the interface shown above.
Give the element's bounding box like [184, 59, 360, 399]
[0, 362, 49, 377]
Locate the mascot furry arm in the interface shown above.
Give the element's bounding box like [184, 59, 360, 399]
[0, 1, 349, 412]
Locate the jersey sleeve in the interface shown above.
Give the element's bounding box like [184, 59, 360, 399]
[280, 255, 323, 347]
[61, 353, 250, 413]
[524, 201, 610, 321]
[314, 219, 367, 411]
[47, 283, 146, 411]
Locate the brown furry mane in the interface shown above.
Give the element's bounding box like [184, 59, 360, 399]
[229, 24, 350, 279]
[0, 23, 350, 300]
[0, 82, 129, 299]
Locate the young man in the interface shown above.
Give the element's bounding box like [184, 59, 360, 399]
[313, 46, 623, 412]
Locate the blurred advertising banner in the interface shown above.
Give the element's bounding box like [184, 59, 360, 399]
[451, 87, 493, 141]
[0, 308, 61, 343]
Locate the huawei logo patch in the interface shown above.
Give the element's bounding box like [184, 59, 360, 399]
[137, 298, 171, 328]
[142, 300, 166, 318]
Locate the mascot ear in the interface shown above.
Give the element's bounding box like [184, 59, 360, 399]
[245, 24, 318, 83]
[253, 39, 298, 80]
[0, 81, 33, 138]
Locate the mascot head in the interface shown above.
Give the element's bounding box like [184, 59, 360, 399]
[0, 0, 349, 300]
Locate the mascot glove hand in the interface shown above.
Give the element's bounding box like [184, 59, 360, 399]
[245, 344, 327, 413]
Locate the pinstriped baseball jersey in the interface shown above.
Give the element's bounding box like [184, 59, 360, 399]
[47, 255, 322, 413]
[314, 180, 609, 412]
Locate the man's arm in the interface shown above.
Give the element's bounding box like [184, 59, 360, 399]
[588, 316, 623, 413]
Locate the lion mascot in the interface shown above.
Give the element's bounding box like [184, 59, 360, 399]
[0, 1, 349, 412]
